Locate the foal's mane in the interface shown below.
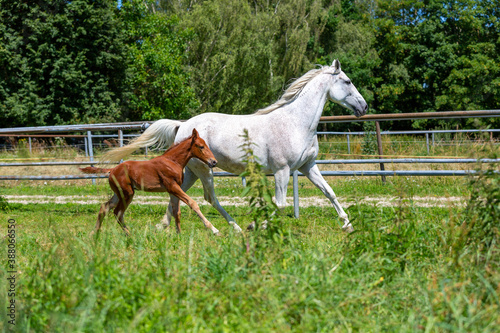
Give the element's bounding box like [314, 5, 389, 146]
[162, 134, 193, 155]
[254, 65, 330, 115]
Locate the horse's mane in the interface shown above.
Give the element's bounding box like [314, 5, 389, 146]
[254, 65, 330, 115]
[162, 133, 192, 154]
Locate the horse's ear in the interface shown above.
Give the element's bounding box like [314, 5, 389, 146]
[331, 59, 341, 74]
[192, 128, 199, 138]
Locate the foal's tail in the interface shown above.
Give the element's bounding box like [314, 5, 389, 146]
[101, 119, 183, 162]
[80, 166, 112, 174]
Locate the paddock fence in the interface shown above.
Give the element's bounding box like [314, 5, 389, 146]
[1, 110, 500, 217]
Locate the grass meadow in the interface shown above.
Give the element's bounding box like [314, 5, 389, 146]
[0, 133, 499, 332]
[0, 196, 499, 332]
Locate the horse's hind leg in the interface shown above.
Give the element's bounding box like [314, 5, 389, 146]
[158, 167, 199, 230]
[92, 194, 119, 235]
[191, 162, 243, 232]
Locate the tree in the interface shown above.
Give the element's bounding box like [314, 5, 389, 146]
[179, 0, 279, 114]
[372, 0, 500, 129]
[0, 0, 130, 126]
[178, 0, 332, 115]
[120, 0, 199, 120]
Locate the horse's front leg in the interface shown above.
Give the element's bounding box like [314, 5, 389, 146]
[274, 166, 290, 209]
[299, 163, 353, 232]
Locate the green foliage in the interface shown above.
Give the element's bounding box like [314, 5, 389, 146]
[180, 0, 329, 115]
[120, 0, 199, 121]
[371, 0, 500, 129]
[0, 0, 129, 126]
[180, 0, 279, 114]
[1, 0, 499, 128]
[361, 121, 377, 155]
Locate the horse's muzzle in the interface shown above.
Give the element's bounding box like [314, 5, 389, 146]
[208, 159, 217, 168]
[354, 103, 368, 117]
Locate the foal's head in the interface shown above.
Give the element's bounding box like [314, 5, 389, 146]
[190, 129, 217, 168]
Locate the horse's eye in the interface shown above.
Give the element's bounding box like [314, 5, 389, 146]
[345, 80, 351, 85]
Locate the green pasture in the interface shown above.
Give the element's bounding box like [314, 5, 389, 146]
[1, 186, 499, 332]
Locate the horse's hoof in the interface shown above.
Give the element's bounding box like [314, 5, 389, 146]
[155, 223, 168, 231]
[229, 222, 243, 233]
[214, 231, 223, 237]
[246, 222, 255, 231]
[342, 224, 354, 233]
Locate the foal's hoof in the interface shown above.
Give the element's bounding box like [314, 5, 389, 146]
[342, 223, 354, 233]
[214, 231, 223, 237]
[246, 222, 255, 231]
[246, 221, 268, 231]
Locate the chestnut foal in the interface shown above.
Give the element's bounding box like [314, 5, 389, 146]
[81, 129, 220, 236]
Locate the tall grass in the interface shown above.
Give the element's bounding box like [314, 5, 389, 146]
[1, 181, 498, 332]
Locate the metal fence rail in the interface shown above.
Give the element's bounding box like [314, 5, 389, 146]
[2, 158, 499, 168]
[319, 110, 500, 123]
[1, 169, 497, 181]
[317, 128, 500, 155]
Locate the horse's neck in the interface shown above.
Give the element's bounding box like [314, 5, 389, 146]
[161, 141, 192, 167]
[278, 75, 329, 135]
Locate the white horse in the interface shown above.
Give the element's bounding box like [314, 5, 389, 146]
[104, 60, 367, 232]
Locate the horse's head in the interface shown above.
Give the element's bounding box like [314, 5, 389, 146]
[190, 128, 217, 168]
[324, 59, 368, 117]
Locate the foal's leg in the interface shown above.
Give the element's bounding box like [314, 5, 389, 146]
[92, 194, 119, 235]
[299, 163, 353, 232]
[169, 194, 182, 233]
[113, 187, 134, 235]
[168, 183, 220, 235]
[158, 167, 199, 230]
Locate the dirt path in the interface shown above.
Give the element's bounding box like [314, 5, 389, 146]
[4, 194, 466, 208]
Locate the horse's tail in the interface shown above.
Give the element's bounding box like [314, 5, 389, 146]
[80, 166, 112, 174]
[101, 119, 183, 162]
